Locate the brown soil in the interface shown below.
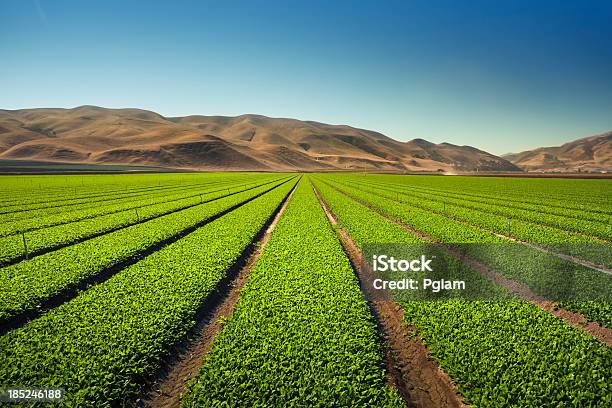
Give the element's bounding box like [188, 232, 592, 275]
[138, 179, 299, 408]
[311, 181, 466, 408]
[327, 182, 612, 346]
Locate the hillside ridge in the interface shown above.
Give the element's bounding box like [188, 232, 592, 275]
[504, 131, 611, 172]
[1, 106, 522, 172]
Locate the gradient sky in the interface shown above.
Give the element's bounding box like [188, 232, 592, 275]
[1, 0, 611, 154]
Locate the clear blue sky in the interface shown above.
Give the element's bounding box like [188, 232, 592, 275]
[1, 0, 611, 154]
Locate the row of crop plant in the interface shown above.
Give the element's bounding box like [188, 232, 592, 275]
[327, 176, 612, 268]
[182, 180, 404, 407]
[311, 177, 611, 407]
[0, 176, 282, 265]
[340, 176, 612, 240]
[316, 176, 612, 327]
[0, 174, 263, 226]
[0, 179, 297, 406]
[0, 177, 292, 324]
[0, 173, 256, 211]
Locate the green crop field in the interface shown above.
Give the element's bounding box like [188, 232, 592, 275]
[0, 172, 610, 407]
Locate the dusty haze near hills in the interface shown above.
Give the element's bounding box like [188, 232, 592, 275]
[1, 106, 523, 172]
[504, 131, 612, 172]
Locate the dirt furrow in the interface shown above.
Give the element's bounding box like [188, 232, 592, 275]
[311, 181, 466, 408]
[138, 178, 300, 408]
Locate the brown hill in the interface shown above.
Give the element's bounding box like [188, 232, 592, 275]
[504, 131, 612, 172]
[0, 106, 521, 172]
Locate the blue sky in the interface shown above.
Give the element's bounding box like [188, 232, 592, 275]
[1, 0, 611, 154]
